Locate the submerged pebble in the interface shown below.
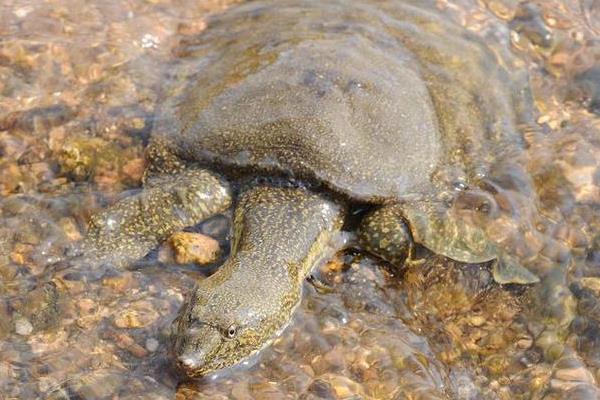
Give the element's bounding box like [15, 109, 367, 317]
[0, 103, 75, 132]
[14, 317, 33, 336]
[145, 337, 159, 352]
[113, 301, 160, 329]
[167, 231, 220, 265]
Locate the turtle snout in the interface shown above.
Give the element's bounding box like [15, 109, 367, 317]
[176, 350, 208, 377]
[171, 323, 223, 378]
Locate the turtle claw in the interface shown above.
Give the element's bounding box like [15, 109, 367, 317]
[492, 255, 540, 285]
[307, 274, 335, 294]
[404, 246, 426, 267]
[406, 257, 426, 267]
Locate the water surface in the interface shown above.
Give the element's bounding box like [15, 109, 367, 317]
[1, 0, 600, 398]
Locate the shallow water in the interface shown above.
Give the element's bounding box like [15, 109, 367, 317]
[1, 0, 600, 399]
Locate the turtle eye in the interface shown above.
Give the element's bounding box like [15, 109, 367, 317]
[225, 324, 237, 339]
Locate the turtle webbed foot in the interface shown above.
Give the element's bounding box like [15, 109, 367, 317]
[492, 253, 540, 285]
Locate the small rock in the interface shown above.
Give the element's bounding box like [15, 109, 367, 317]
[68, 370, 125, 398]
[114, 311, 143, 328]
[169, 231, 220, 265]
[177, 19, 207, 36]
[29, 329, 69, 355]
[38, 376, 61, 394]
[113, 301, 159, 328]
[0, 304, 12, 338]
[250, 382, 284, 400]
[48, 126, 66, 152]
[0, 104, 75, 132]
[580, 277, 600, 298]
[76, 315, 101, 331]
[77, 298, 96, 314]
[94, 169, 120, 188]
[102, 272, 135, 293]
[321, 374, 364, 398]
[15, 317, 33, 336]
[231, 380, 252, 400]
[554, 367, 596, 383]
[516, 335, 533, 349]
[9, 250, 26, 265]
[15, 281, 63, 331]
[122, 158, 145, 183]
[57, 136, 107, 181]
[108, 330, 148, 358]
[323, 346, 346, 370]
[0, 162, 22, 195]
[305, 379, 336, 399]
[145, 337, 159, 352]
[484, 354, 509, 376]
[59, 217, 82, 242]
[129, 117, 146, 131]
[484, 332, 506, 350]
[9, 243, 33, 265]
[468, 315, 486, 327]
[311, 355, 329, 375]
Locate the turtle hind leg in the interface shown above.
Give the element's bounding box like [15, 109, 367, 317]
[81, 168, 232, 269]
[357, 204, 413, 268]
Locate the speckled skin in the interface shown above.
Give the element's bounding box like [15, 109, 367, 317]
[78, 0, 541, 378]
[83, 169, 231, 269]
[358, 205, 413, 266]
[172, 187, 344, 376]
[156, 0, 533, 203]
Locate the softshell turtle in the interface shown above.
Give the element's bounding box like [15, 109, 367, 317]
[78, 0, 540, 377]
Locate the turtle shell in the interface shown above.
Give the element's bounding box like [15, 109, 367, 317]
[154, 0, 533, 204]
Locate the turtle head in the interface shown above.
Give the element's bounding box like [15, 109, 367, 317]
[170, 279, 288, 378]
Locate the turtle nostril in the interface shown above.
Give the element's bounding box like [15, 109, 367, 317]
[176, 349, 208, 375]
[177, 355, 200, 373]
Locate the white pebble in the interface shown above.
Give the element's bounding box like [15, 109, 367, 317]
[141, 34, 160, 49]
[145, 338, 159, 352]
[15, 318, 33, 336]
[14, 6, 33, 18]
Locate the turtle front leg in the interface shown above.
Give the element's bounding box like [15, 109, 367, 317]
[80, 168, 231, 269]
[357, 204, 414, 267]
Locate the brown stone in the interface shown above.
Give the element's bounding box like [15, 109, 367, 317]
[113, 301, 159, 329]
[108, 330, 148, 358]
[122, 158, 145, 183]
[102, 272, 136, 293]
[468, 315, 486, 327]
[322, 374, 364, 398]
[580, 278, 600, 298]
[169, 231, 220, 265]
[59, 217, 82, 241]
